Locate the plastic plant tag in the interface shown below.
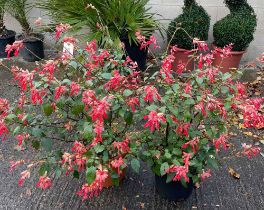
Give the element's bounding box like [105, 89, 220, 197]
[63, 42, 74, 55]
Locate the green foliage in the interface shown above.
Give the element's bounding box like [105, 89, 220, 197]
[5, 0, 32, 34]
[213, 0, 257, 51]
[37, 0, 160, 47]
[167, 0, 210, 50]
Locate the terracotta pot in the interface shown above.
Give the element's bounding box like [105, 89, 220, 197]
[171, 46, 195, 72]
[212, 44, 245, 73]
[102, 168, 126, 188]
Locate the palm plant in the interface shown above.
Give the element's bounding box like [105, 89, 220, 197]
[0, 0, 7, 35]
[37, 0, 160, 47]
[5, 0, 32, 36]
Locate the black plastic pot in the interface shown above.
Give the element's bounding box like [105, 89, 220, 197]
[0, 30, 16, 58]
[155, 175, 194, 201]
[19, 33, 45, 62]
[120, 38, 148, 71]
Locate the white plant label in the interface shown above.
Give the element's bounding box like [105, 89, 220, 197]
[63, 42, 74, 55]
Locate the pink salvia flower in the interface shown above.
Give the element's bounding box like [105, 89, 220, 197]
[144, 110, 166, 132]
[144, 85, 161, 102]
[182, 137, 200, 154]
[55, 23, 71, 40]
[36, 176, 52, 189]
[176, 122, 191, 137]
[111, 157, 125, 175]
[70, 82, 81, 97]
[39, 61, 56, 81]
[5, 41, 24, 58]
[0, 120, 9, 141]
[85, 40, 97, 54]
[54, 85, 67, 101]
[242, 143, 261, 158]
[166, 165, 189, 182]
[9, 160, 24, 172]
[193, 38, 208, 52]
[200, 170, 211, 181]
[113, 137, 130, 155]
[18, 170, 30, 186]
[126, 97, 140, 112]
[213, 134, 228, 151]
[72, 141, 87, 154]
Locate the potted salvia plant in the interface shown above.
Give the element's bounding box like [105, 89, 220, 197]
[6, 0, 44, 61]
[37, 0, 160, 70]
[167, 0, 210, 71]
[0, 0, 16, 58]
[213, 0, 257, 73]
[138, 41, 262, 201]
[0, 29, 141, 200]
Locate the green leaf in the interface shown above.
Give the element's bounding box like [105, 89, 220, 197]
[101, 73, 112, 80]
[172, 84, 179, 92]
[124, 111, 133, 125]
[160, 162, 169, 176]
[196, 77, 204, 85]
[13, 126, 21, 135]
[131, 158, 140, 173]
[73, 170, 80, 179]
[32, 128, 44, 138]
[221, 86, 229, 94]
[166, 173, 175, 183]
[32, 140, 40, 150]
[123, 89, 133, 97]
[42, 104, 53, 116]
[39, 162, 50, 176]
[42, 139, 52, 152]
[207, 157, 219, 169]
[86, 166, 96, 185]
[71, 103, 85, 115]
[93, 144, 105, 153]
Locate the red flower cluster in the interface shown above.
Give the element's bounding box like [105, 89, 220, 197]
[55, 23, 71, 40]
[144, 110, 166, 132]
[5, 41, 24, 58]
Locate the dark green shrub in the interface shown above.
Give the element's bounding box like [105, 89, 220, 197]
[167, 0, 210, 50]
[213, 0, 257, 51]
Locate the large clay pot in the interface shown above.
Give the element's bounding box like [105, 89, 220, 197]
[155, 175, 194, 201]
[171, 46, 195, 72]
[102, 168, 126, 188]
[212, 44, 245, 73]
[0, 30, 16, 58]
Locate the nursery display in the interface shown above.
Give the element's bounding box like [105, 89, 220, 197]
[1, 22, 263, 203]
[38, 0, 160, 70]
[0, 0, 16, 58]
[213, 0, 257, 72]
[6, 0, 44, 61]
[138, 43, 263, 201]
[167, 0, 210, 71]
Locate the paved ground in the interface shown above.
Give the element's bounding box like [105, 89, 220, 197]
[0, 60, 263, 210]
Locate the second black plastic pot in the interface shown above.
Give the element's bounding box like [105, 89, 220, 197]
[0, 30, 16, 58]
[155, 175, 194, 201]
[120, 38, 148, 71]
[19, 33, 45, 62]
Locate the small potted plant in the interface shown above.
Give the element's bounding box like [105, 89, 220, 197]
[138, 41, 262, 201]
[0, 33, 141, 200]
[167, 0, 210, 71]
[0, 0, 16, 58]
[213, 0, 257, 73]
[6, 0, 44, 61]
[38, 0, 160, 70]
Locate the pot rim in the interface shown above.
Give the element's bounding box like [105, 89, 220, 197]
[212, 43, 246, 55]
[17, 33, 45, 43]
[169, 45, 194, 54]
[0, 30, 16, 40]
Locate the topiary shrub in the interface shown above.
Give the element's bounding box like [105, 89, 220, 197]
[167, 0, 210, 50]
[213, 0, 257, 51]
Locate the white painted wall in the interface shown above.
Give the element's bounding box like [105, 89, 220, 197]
[4, 0, 264, 62]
